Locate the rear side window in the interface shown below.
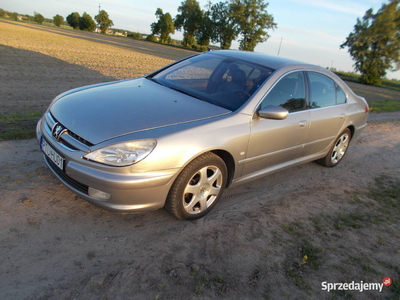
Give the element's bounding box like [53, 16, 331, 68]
[336, 84, 346, 104]
[308, 72, 347, 108]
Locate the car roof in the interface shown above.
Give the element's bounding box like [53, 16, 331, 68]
[206, 50, 314, 70]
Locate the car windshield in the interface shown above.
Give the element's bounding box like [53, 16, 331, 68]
[147, 53, 274, 111]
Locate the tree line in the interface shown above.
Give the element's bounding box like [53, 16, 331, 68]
[2, 0, 399, 85]
[152, 0, 399, 85]
[65, 10, 114, 33]
[150, 0, 277, 52]
[0, 9, 48, 24]
[0, 8, 114, 34]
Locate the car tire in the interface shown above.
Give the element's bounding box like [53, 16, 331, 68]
[165, 152, 227, 220]
[317, 128, 352, 167]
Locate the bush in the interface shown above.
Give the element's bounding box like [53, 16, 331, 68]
[128, 32, 142, 39]
[191, 44, 207, 52]
[146, 35, 158, 42]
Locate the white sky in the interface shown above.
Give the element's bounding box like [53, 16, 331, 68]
[1, 0, 399, 79]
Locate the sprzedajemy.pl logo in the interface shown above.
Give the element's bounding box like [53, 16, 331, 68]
[322, 277, 393, 293]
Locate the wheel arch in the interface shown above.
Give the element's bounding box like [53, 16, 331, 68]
[347, 125, 355, 140]
[210, 149, 235, 188]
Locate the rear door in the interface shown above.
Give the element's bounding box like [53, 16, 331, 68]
[302, 72, 348, 156]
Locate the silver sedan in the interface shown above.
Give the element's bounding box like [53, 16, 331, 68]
[37, 50, 369, 219]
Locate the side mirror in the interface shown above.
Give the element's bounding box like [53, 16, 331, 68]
[257, 105, 289, 120]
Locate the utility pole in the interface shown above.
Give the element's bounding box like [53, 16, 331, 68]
[278, 37, 283, 56]
[99, 4, 101, 13]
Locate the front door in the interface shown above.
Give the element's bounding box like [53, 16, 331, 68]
[241, 71, 310, 176]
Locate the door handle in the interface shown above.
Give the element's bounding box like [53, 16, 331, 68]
[339, 113, 346, 119]
[299, 120, 307, 127]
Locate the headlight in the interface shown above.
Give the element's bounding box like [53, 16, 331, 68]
[84, 139, 156, 166]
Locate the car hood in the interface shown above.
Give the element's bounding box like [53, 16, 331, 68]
[50, 78, 230, 144]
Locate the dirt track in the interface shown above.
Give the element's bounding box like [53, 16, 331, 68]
[1, 120, 399, 299]
[1, 20, 400, 299]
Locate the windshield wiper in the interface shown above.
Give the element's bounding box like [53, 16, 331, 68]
[167, 86, 204, 100]
[146, 77, 160, 85]
[146, 78, 223, 107]
[147, 77, 201, 99]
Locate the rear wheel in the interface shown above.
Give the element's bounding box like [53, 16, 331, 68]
[317, 128, 352, 167]
[165, 153, 227, 220]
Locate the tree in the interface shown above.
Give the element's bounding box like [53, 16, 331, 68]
[66, 12, 80, 29]
[25, 14, 34, 22]
[34, 12, 45, 24]
[341, 0, 400, 85]
[151, 8, 175, 44]
[53, 14, 64, 27]
[210, 1, 238, 49]
[11, 12, 18, 21]
[175, 0, 203, 47]
[95, 10, 114, 33]
[195, 6, 213, 46]
[230, 0, 277, 51]
[79, 12, 96, 31]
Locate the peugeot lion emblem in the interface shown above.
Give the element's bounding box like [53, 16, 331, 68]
[52, 123, 67, 140]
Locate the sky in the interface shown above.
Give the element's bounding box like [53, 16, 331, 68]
[2, 0, 399, 80]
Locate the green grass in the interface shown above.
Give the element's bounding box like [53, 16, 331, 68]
[334, 70, 362, 83]
[369, 100, 400, 112]
[334, 70, 400, 91]
[42, 21, 72, 30]
[299, 242, 322, 270]
[280, 174, 400, 298]
[368, 174, 400, 212]
[0, 111, 41, 140]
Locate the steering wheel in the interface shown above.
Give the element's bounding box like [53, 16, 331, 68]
[233, 90, 251, 98]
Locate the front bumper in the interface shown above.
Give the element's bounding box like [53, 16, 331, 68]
[36, 116, 179, 212]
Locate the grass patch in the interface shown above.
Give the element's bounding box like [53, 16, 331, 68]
[334, 71, 362, 83]
[282, 174, 399, 296]
[333, 211, 386, 230]
[392, 279, 400, 299]
[334, 71, 400, 91]
[299, 242, 322, 270]
[285, 241, 322, 290]
[369, 100, 400, 112]
[282, 221, 305, 238]
[0, 111, 41, 140]
[361, 264, 380, 275]
[192, 272, 228, 296]
[368, 174, 400, 205]
[334, 213, 364, 230]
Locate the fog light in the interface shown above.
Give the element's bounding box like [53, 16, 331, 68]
[88, 187, 110, 200]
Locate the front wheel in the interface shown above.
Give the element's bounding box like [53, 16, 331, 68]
[317, 128, 352, 167]
[165, 153, 227, 220]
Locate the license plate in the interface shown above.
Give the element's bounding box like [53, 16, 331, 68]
[41, 138, 65, 170]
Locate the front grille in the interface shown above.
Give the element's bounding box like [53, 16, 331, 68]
[45, 156, 89, 195]
[68, 131, 93, 146]
[45, 112, 93, 149]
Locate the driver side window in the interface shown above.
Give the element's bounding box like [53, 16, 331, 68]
[261, 72, 306, 113]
